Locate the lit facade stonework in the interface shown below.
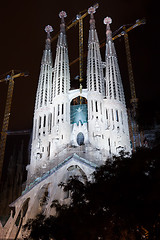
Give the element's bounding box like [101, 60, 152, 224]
[0, 7, 131, 239]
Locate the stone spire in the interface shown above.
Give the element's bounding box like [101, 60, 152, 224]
[87, 6, 104, 94]
[52, 11, 70, 99]
[35, 25, 53, 109]
[104, 17, 125, 104]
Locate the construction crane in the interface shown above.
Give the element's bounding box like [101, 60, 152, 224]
[121, 19, 145, 150]
[123, 27, 138, 110]
[77, 14, 84, 83]
[123, 26, 140, 150]
[6, 129, 31, 135]
[0, 70, 28, 181]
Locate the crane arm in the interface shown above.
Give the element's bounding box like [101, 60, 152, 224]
[123, 28, 137, 104]
[0, 73, 14, 180]
[0, 72, 25, 83]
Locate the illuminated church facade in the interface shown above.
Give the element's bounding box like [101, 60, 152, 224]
[0, 6, 131, 239]
[28, 8, 130, 183]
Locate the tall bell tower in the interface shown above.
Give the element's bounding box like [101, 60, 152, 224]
[28, 11, 71, 182]
[103, 16, 130, 154]
[29, 25, 53, 180]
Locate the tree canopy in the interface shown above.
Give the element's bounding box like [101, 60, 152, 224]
[23, 147, 160, 240]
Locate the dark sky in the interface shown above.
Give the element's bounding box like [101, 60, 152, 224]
[0, 0, 159, 131]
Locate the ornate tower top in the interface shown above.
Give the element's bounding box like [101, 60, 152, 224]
[88, 5, 97, 29]
[45, 25, 53, 35]
[59, 10, 67, 19]
[52, 10, 70, 98]
[87, 4, 104, 94]
[104, 16, 125, 103]
[59, 11, 67, 33]
[88, 6, 96, 15]
[104, 16, 112, 41]
[88, 2, 99, 14]
[35, 25, 53, 109]
[44, 25, 53, 50]
[103, 16, 112, 25]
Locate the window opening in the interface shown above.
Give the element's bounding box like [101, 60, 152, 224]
[100, 102, 102, 114]
[106, 109, 108, 119]
[111, 109, 114, 121]
[121, 111, 123, 125]
[91, 100, 93, 112]
[58, 104, 60, 116]
[43, 115, 46, 127]
[48, 113, 52, 134]
[34, 119, 37, 139]
[116, 110, 119, 122]
[62, 103, 64, 115]
[77, 132, 84, 146]
[48, 142, 51, 157]
[95, 101, 98, 112]
[39, 116, 42, 129]
[53, 107, 55, 126]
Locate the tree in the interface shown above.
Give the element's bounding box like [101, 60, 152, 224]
[23, 147, 160, 240]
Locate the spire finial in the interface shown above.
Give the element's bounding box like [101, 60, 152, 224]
[88, 6, 96, 15]
[88, 5, 98, 29]
[59, 11, 67, 33]
[104, 17, 112, 40]
[45, 25, 53, 38]
[44, 25, 53, 50]
[88, 2, 99, 14]
[103, 16, 112, 25]
[59, 11, 67, 22]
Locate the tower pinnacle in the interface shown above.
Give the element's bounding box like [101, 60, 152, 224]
[88, 6, 97, 29]
[104, 16, 125, 103]
[52, 11, 70, 97]
[104, 17, 112, 41]
[59, 11, 67, 33]
[45, 25, 53, 36]
[103, 16, 112, 25]
[87, 5, 104, 94]
[59, 10, 67, 19]
[44, 25, 53, 50]
[35, 24, 53, 109]
[88, 6, 96, 14]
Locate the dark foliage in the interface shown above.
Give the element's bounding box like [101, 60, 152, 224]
[23, 147, 160, 240]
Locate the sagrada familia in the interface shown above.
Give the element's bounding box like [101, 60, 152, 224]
[0, 6, 131, 239]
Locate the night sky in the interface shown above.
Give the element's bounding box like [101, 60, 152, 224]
[0, 0, 159, 132]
